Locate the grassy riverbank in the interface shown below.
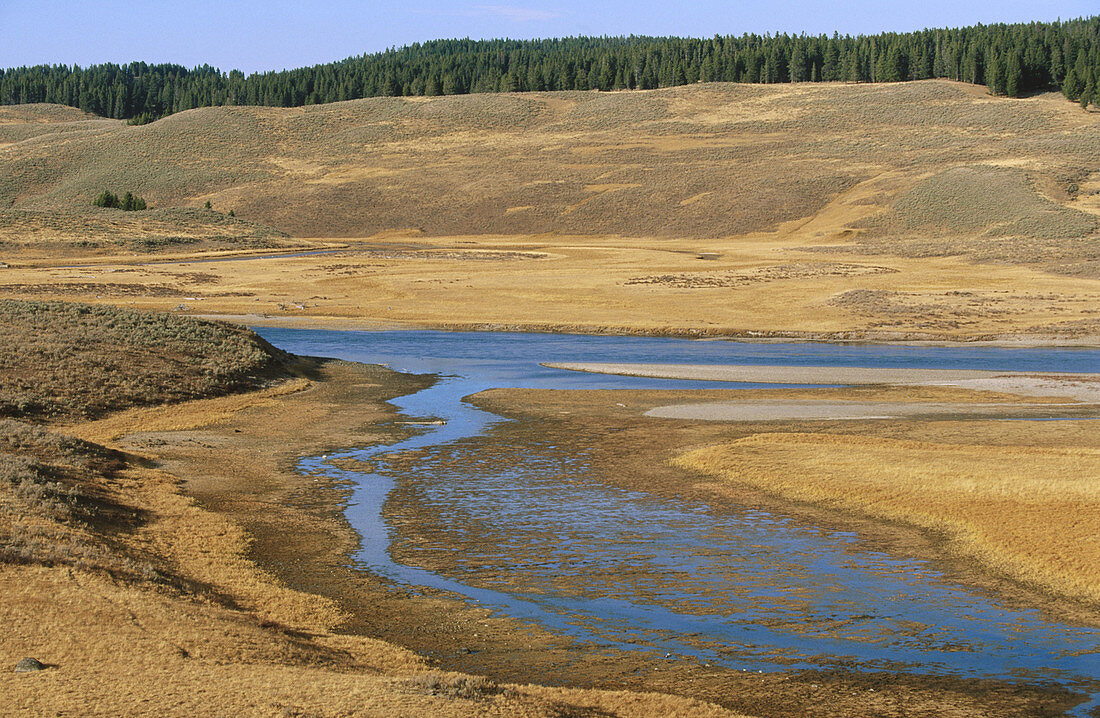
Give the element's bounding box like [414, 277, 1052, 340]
[679, 430, 1100, 605]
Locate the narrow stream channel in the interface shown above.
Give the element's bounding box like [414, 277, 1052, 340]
[259, 328, 1100, 713]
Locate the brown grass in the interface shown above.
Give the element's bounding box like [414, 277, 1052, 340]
[1, 81, 1098, 342]
[847, 165, 1100, 269]
[865, 165, 1098, 239]
[0, 299, 290, 421]
[675, 431, 1100, 604]
[627, 262, 899, 288]
[3, 229, 1098, 342]
[0, 417, 156, 579]
[0, 207, 292, 256]
[1, 81, 1095, 248]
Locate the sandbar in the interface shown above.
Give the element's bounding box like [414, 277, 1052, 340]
[544, 362, 1100, 420]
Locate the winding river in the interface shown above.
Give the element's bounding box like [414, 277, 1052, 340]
[258, 328, 1100, 712]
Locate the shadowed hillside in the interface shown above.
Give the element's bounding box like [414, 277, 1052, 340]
[1, 81, 1098, 256]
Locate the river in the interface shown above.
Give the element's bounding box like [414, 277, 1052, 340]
[257, 328, 1100, 713]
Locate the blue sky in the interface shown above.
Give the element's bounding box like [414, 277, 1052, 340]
[1, 0, 1094, 73]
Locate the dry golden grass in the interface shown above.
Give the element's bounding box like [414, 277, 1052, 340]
[0, 104, 118, 147]
[1, 81, 1096, 253]
[0, 207, 293, 256]
[675, 431, 1100, 604]
[866, 165, 1098, 240]
[4, 565, 740, 717]
[1, 81, 1098, 342]
[3, 230, 1098, 342]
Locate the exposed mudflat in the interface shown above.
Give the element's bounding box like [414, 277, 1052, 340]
[548, 362, 1100, 421]
[643, 400, 1061, 421]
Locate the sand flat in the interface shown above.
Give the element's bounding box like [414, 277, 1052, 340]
[545, 361, 1007, 384]
[545, 362, 1100, 420]
[644, 401, 1033, 421]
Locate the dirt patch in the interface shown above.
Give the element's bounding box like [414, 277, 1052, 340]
[627, 262, 898, 288]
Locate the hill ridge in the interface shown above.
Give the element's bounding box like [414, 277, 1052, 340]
[2, 17, 1099, 121]
[2, 80, 1097, 274]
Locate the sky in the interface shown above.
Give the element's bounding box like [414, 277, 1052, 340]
[0, 0, 1095, 74]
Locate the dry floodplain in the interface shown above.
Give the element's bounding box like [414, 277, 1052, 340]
[1, 80, 1099, 716]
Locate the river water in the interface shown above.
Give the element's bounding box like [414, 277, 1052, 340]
[257, 328, 1100, 712]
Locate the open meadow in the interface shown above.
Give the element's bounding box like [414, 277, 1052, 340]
[0, 80, 1098, 342]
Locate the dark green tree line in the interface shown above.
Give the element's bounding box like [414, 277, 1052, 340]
[3, 17, 1098, 121]
[93, 190, 147, 211]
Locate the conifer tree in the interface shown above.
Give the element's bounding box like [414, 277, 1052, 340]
[2, 19, 1099, 117]
[1063, 66, 1082, 99]
[1005, 52, 1022, 97]
[790, 41, 806, 82]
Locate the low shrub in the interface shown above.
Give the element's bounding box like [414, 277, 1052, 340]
[402, 673, 499, 700]
[0, 300, 290, 421]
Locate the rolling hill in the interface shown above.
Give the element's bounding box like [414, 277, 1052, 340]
[1, 80, 1099, 342]
[0, 80, 1097, 268]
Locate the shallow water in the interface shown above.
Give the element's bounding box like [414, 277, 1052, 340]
[260, 328, 1100, 712]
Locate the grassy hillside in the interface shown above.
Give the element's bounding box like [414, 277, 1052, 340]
[0, 206, 293, 255]
[0, 300, 289, 420]
[1, 81, 1096, 262]
[0, 300, 290, 579]
[0, 81, 1097, 342]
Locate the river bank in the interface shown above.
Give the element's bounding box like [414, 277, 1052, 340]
[0, 304, 744, 717]
[208, 311, 1100, 348]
